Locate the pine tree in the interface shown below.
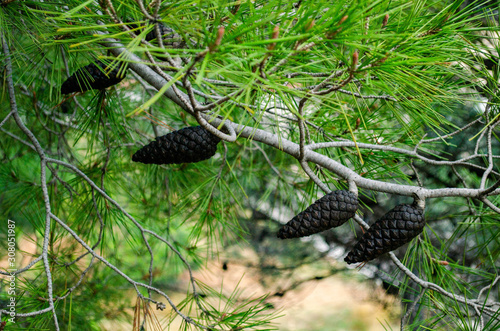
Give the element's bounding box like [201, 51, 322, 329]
[1, 1, 499, 330]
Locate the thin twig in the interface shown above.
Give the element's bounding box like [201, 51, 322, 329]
[300, 159, 330, 193]
[400, 288, 426, 330]
[0, 111, 13, 129]
[410, 161, 423, 187]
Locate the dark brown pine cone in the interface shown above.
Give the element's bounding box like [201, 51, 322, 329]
[132, 126, 221, 165]
[344, 203, 425, 264]
[61, 61, 125, 94]
[277, 190, 358, 239]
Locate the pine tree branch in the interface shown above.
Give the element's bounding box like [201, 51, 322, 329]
[480, 126, 495, 189]
[422, 117, 482, 143]
[57, 189, 103, 268]
[0, 111, 12, 129]
[307, 141, 500, 176]
[2, 33, 60, 331]
[102, 36, 500, 203]
[0, 256, 43, 276]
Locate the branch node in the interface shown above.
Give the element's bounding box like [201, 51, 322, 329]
[412, 191, 426, 210]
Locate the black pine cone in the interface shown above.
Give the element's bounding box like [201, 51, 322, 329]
[61, 61, 125, 94]
[344, 203, 425, 264]
[277, 190, 358, 239]
[132, 126, 221, 165]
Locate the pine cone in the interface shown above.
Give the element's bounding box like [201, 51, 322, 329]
[145, 24, 184, 47]
[277, 190, 358, 239]
[61, 61, 125, 94]
[132, 126, 221, 165]
[344, 203, 425, 264]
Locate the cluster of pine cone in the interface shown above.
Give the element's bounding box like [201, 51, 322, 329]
[277, 190, 426, 263]
[128, 123, 426, 264]
[129, 124, 425, 263]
